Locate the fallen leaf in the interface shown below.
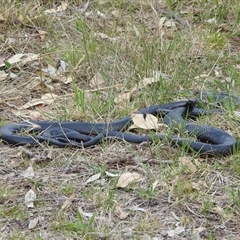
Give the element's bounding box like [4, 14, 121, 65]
[111, 10, 120, 17]
[85, 173, 101, 184]
[96, 11, 106, 19]
[94, 32, 117, 42]
[25, 189, 36, 208]
[0, 56, 6, 65]
[0, 14, 4, 21]
[152, 180, 159, 191]
[17, 14, 24, 23]
[90, 72, 105, 88]
[115, 206, 129, 219]
[114, 71, 169, 103]
[179, 156, 197, 173]
[42, 64, 57, 77]
[12, 109, 43, 120]
[37, 30, 48, 40]
[159, 17, 166, 29]
[61, 194, 75, 210]
[213, 206, 225, 216]
[192, 226, 206, 239]
[44, 2, 68, 14]
[19, 93, 58, 109]
[56, 59, 68, 74]
[234, 111, 240, 117]
[167, 226, 185, 237]
[142, 77, 159, 86]
[116, 172, 142, 188]
[105, 171, 119, 177]
[129, 114, 158, 130]
[206, 17, 217, 24]
[28, 216, 44, 229]
[164, 19, 176, 28]
[77, 207, 93, 218]
[64, 74, 73, 84]
[114, 92, 132, 103]
[194, 73, 209, 79]
[0, 53, 39, 67]
[22, 166, 35, 179]
[0, 71, 8, 81]
[130, 206, 146, 212]
[79, 1, 90, 14]
[191, 180, 208, 191]
[9, 72, 17, 79]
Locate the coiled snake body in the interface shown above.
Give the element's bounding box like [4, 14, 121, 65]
[0, 93, 238, 156]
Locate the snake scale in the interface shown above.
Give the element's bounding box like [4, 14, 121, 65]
[0, 92, 239, 156]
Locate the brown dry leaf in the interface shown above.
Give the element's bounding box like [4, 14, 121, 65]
[116, 172, 142, 188]
[142, 77, 159, 86]
[0, 71, 8, 81]
[64, 74, 73, 84]
[129, 113, 158, 130]
[42, 64, 57, 77]
[85, 173, 101, 184]
[234, 111, 240, 117]
[24, 189, 36, 208]
[0, 14, 4, 21]
[206, 17, 217, 24]
[44, 2, 68, 14]
[213, 206, 225, 217]
[85, 10, 106, 19]
[12, 109, 43, 120]
[105, 171, 119, 177]
[114, 71, 168, 103]
[164, 19, 177, 28]
[79, 1, 90, 14]
[179, 156, 198, 173]
[77, 207, 94, 218]
[158, 17, 166, 29]
[194, 73, 209, 80]
[22, 166, 35, 179]
[115, 206, 129, 219]
[0, 53, 39, 67]
[114, 92, 132, 103]
[19, 93, 58, 110]
[0, 55, 6, 65]
[114, 86, 137, 103]
[61, 194, 75, 210]
[28, 217, 39, 229]
[28, 216, 44, 229]
[191, 180, 208, 191]
[90, 72, 105, 88]
[111, 10, 120, 17]
[42, 60, 68, 79]
[167, 226, 185, 237]
[141, 71, 169, 87]
[17, 14, 24, 23]
[37, 29, 48, 40]
[94, 32, 117, 42]
[152, 180, 159, 191]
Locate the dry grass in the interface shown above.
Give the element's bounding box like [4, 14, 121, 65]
[1, 0, 240, 239]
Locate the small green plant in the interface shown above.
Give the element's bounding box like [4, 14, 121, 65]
[61, 210, 96, 236]
[73, 80, 86, 113]
[228, 188, 240, 209]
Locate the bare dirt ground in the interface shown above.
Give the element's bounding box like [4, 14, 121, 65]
[1, 1, 240, 239]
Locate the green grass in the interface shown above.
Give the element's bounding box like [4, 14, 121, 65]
[1, 0, 240, 239]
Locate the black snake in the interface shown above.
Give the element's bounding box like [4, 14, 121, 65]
[0, 92, 239, 156]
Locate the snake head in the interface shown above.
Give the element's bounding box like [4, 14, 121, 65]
[186, 100, 196, 113]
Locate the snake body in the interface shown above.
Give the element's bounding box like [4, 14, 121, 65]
[0, 94, 238, 156]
